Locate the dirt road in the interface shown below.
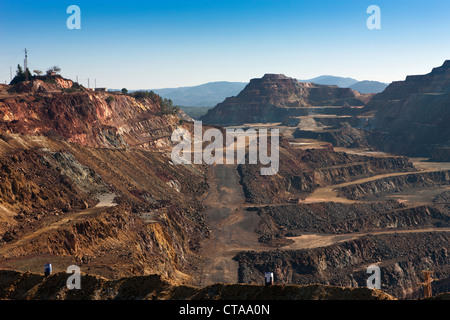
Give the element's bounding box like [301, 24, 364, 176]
[301, 159, 450, 205]
[195, 164, 272, 286]
[193, 153, 450, 287]
[0, 193, 116, 258]
[284, 228, 450, 250]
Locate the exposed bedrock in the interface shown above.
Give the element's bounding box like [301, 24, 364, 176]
[293, 122, 374, 148]
[337, 170, 450, 200]
[255, 202, 450, 237]
[364, 60, 450, 159]
[0, 269, 395, 300]
[234, 232, 450, 299]
[254, 204, 450, 249]
[238, 144, 415, 204]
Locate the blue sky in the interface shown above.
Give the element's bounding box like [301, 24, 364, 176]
[1, 0, 449, 89]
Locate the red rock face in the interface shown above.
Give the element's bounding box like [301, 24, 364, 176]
[0, 78, 181, 149]
[201, 74, 370, 124]
[0, 78, 206, 279]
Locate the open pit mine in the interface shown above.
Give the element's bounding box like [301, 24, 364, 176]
[1, 62, 450, 301]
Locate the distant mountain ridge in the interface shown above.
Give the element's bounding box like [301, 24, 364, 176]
[301, 75, 359, 88]
[143, 77, 387, 109]
[301, 75, 388, 93]
[146, 81, 247, 107]
[349, 81, 389, 94]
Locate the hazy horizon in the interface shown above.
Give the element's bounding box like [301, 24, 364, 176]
[1, 0, 449, 89]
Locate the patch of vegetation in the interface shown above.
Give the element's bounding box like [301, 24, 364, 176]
[10, 65, 63, 86]
[9, 65, 32, 85]
[160, 97, 180, 115]
[131, 90, 160, 102]
[131, 90, 180, 115]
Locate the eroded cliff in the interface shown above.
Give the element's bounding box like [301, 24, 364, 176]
[366, 60, 450, 158]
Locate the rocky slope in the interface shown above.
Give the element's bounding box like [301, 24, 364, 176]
[365, 60, 450, 159]
[0, 132, 209, 281]
[0, 77, 211, 282]
[0, 269, 395, 300]
[336, 170, 450, 200]
[238, 139, 415, 204]
[0, 76, 184, 150]
[293, 122, 374, 148]
[431, 146, 450, 162]
[255, 202, 450, 235]
[234, 232, 450, 299]
[200, 74, 371, 125]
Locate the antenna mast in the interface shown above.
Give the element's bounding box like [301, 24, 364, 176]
[24, 48, 28, 81]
